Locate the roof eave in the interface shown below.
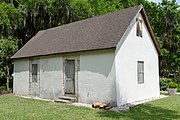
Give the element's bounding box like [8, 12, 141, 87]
[11, 47, 116, 60]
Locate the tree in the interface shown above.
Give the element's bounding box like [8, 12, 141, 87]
[156, 0, 180, 78]
[69, 0, 123, 22]
[16, 0, 71, 45]
[0, 2, 22, 37]
[0, 37, 18, 90]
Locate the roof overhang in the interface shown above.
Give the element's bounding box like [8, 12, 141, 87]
[140, 6, 161, 55]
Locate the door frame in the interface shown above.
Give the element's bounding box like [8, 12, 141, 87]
[29, 59, 40, 96]
[63, 56, 79, 96]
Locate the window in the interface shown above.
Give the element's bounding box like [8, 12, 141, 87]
[136, 18, 143, 37]
[32, 64, 38, 82]
[137, 61, 144, 84]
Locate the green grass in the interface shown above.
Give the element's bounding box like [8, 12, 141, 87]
[0, 95, 180, 120]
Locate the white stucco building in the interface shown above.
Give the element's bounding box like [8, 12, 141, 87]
[12, 5, 160, 106]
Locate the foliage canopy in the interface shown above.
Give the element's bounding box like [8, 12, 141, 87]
[0, 0, 180, 89]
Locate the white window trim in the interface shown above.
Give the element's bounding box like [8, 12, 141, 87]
[136, 18, 143, 37]
[137, 61, 144, 84]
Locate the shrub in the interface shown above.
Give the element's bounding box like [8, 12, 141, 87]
[168, 82, 178, 88]
[0, 86, 12, 94]
[0, 86, 6, 94]
[177, 87, 180, 92]
[160, 77, 172, 91]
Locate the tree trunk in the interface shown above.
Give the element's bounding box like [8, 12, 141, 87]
[6, 66, 10, 91]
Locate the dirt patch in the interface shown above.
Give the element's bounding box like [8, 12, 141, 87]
[0, 93, 14, 96]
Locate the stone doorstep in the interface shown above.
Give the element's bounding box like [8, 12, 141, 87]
[59, 96, 77, 102]
[54, 95, 78, 103]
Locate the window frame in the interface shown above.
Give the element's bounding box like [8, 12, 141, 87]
[137, 61, 144, 84]
[32, 64, 38, 83]
[136, 18, 143, 37]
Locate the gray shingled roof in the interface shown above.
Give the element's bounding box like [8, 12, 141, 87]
[12, 5, 156, 59]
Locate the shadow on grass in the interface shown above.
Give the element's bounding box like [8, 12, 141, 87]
[96, 104, 180, 120]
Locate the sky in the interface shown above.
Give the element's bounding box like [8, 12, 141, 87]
[148, 0, 180, 4]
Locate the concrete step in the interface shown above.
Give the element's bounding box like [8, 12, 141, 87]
[54, 99, 72, 103]
[59, 96, 77, 102]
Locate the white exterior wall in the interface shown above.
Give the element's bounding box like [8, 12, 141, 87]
[115, 13, 160, 106]
[78, 50, 117, 106]
[14, 51, 116, 105]
[13, 56, 64, 99]
[39, 56, 64, 99]
[13, 59, 29, 96]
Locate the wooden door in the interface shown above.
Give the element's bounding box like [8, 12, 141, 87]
[29, 61, 40, 96]
[65, 60, 75, 94]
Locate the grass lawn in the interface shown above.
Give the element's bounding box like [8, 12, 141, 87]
[0, 95, 180, 120]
